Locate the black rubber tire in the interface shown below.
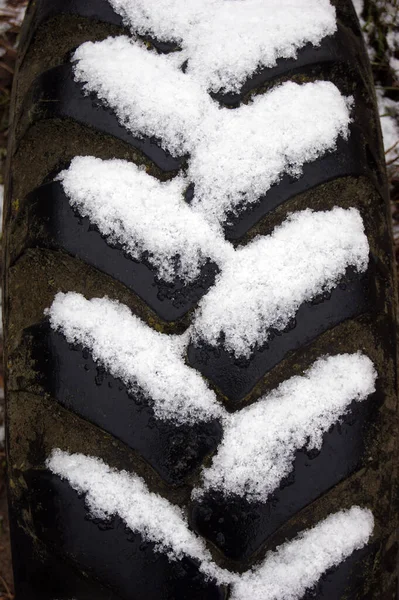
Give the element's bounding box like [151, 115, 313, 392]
[3, 1, 398, 599]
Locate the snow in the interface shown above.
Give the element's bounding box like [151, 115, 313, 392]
[193, 207, 369, 358]
[59, 156, 231, 283]
[107, 0, 336, 94]
[46, 293, 222, 424]
[45, 207, 369, 405]
[230, 506, 374, 600]
[47, 449, 211, 563]
[73, 37, 352, 225]
[189, 81, 353, 224]
[41, 6, 376, 593]
[194, 353, 376, 501]
[73, 37, 209, 157]
[47, 449, 373, 599]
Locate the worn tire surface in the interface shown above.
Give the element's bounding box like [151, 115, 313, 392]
[3, 1, 398, 599]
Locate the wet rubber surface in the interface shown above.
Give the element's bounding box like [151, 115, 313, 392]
[28, 322, 223, 486]
[10, 519, 125, 600]
[20, 63, 183, 173]
[17, 472, 226, 600]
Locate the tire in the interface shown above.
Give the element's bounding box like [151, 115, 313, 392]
[3, 1, 398, 599]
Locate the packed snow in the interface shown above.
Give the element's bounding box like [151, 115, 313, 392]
[194, 353, 376, 501]
[193, 207, 369, 358]
[47, 450, 373, 599]
[107, 0, 337, 93]
[59, 156, 231, 283]
[73, 37, 352, 225]
[46, 293, 222, 424]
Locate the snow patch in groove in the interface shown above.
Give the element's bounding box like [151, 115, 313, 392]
[59, 156, 232, 283]
[194, 353, 376, 501]
[46, 292, 222, 425]
[193, 207, 369, 357]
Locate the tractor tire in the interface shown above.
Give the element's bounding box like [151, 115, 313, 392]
[3, 1, 398, 599]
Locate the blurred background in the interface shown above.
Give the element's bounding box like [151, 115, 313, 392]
[0, 0, 397, 597]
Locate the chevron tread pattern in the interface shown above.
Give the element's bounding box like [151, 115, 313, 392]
[4, 1, 398, 599]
